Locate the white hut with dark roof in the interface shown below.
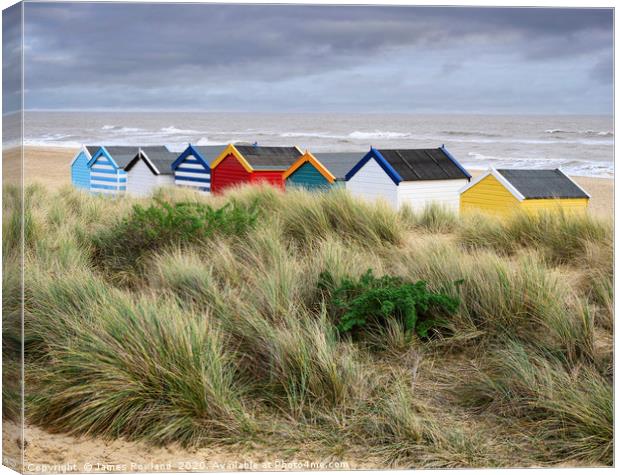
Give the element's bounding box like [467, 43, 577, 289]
[124, 148, 179, 197]
[344, 146, 471, 211]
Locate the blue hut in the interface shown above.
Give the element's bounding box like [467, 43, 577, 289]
[171, 144, 226, 193]
[70, 145, 99, 190]
[88, 146, 169, 195]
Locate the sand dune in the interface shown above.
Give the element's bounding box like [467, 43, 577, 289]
[2, 146, 613, 471]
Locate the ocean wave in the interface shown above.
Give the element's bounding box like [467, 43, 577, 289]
[101, 125, 144, 132]
[348, 130, 411, 139]
[23, 133, 78, 147]
[464, 152, 613, 178]
[582, 130, 614, 137]
[279, 131, 342, 139]
[441, 130, 500, 138]
[282, 131, 611, 146]
[545, 128, 613, 137]
[163, 143, 188, 153]
[544, 129, 573, 134]
[195, 136, 229, 146]
[160, 126, 204, 135]
[454, 137, 613, 146]
[24, 139, 85, 149]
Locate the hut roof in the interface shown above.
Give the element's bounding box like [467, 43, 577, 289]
[192, 145, 228, 165]
[145, 150, 179, 176]
[376, 148, 470, 182]
[85, 146, 100, 157]
[102, 145, 169, 168]
[125, 149, 178, 175]
[234, 145, 303, 170]
[314, 152, 364, 180]
[496, 169, 590, 199]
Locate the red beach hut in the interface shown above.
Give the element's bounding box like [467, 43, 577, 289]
[210, 144, 303, 194]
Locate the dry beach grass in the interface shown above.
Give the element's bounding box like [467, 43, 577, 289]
[2, 172, 613, 470]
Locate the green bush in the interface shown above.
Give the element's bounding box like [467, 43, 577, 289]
[92, 198, 258, 274]
[320, 269, 459, 338]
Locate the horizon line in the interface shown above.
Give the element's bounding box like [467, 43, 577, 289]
[12, 108, 614, 117]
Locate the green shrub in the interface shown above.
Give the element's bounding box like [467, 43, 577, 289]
[92, 198, 258, 274]
[320, 269, 459, 338]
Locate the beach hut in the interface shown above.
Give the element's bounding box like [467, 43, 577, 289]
[283, 151, 361, 190]
[70, 145, 99, 190]
[210, 144, 303, 194]
[124, 148, 180, 197]
[459, 168, 590, 216]
[87, 146, 168, 195]
[170, 144, 227, 193]
[344, 146, 471, 211]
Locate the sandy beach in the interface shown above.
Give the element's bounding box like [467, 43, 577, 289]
[2, 146, 614, 218]
[3, 421, 371, 473]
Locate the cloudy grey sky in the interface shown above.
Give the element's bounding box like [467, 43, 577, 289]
[12, 3, 615, 114]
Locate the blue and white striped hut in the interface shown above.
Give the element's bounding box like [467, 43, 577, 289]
[70, 145, 99, 190]
[171, 144, 227, 193]
[87, 146, 168, 195]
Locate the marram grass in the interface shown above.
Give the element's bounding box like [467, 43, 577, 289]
[4, 184, 613, 467]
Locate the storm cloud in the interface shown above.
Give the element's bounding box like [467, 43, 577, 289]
[13, 3, 614, 113]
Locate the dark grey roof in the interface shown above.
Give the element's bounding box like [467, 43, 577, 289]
[496, 169, 589, 199]
[103, 145, 169, 168]
[314, 152, 364, 180]
[235, 145, 302, 170]
[102, 146, 139, 168]
[193, 145, 227, 165]
[86, 146, 100, 157]
[124, 148, 176, 175]
[377, 148, 470, 181]
[144, 150, 179, 175]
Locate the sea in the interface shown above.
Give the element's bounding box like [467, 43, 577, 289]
[19, 111, 614, 178]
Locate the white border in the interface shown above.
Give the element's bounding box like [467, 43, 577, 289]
[458, 167, 527, 201]
[557, 167, 593, 199]
[69, 145, 92, 167]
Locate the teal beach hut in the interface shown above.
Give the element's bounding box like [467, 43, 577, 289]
[283, 151, 362, 190]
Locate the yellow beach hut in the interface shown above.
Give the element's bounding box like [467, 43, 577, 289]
[460, 168, 590, 217]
